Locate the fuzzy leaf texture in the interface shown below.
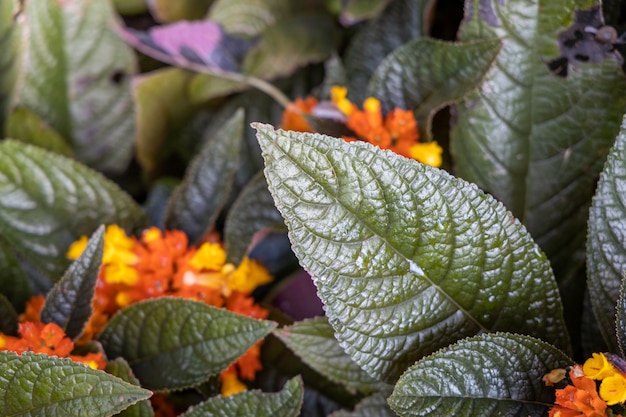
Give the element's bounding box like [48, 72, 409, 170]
[40, 225, 104, 340]
[105, 358, 154, 417]
[388, 333, 572, 417]
[165, 109, 244, 245]
[368, 38, 501, 138]
[224, 171, 285, 265]
[179, 377, 303, 417]
[0, 351, 152, 417]
[588, 115, 626, 353]
[17, 0, 137, 174]
[97, 298, 276, 392]
[274, 317, 382, 395]
[0, 0, 20, 134]
[255, 124, 570, 383]
[452, 1, 626, 285]
[0, 141, 145, 280]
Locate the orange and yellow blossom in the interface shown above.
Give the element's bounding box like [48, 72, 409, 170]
[549, 365, 608, 417]
[583, 353, 626, 406]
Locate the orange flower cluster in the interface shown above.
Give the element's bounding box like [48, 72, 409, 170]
[0, 320, 106, 370]
[280, 86, 443, 168]
[65, 225, 273, 398]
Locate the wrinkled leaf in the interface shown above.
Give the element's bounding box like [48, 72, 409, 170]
[147, 0, 212, 22]
[343, 0, 436, 103]
[18, 0, 137, 174]
[0, 351, 152, 417]
[208, 0, 293, 38]
[588, 115, 626, 353]
[368, 38, 500, 139]
[0, 238, 31, 313]
[180, 377, 303, 417]
[0, 140, 145, 280]
[40, 226, 104, 340]
[165, 109, 244, 244]
[329, 393, 396, 417]
[255, 124, 570, 383]
[452, 1, 626, 287]
[98, 297, 276, 391]
[0, 293, 18, 336]
[224, 171, 285, 265]
[274, 318, 382, 395]
[6, 107, 73, 157]
[106, 358, 155, 417]
[0, 0, 20, 134]
[243, 14, 337, 80]
[388, 333, 572, 417]
[340, 0, 391, 25]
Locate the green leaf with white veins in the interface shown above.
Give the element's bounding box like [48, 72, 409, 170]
[0, 0, 20, 135]
[17, 0, 137, 174]
[451, 1, 626, 285]
[255, 124, 570, 383]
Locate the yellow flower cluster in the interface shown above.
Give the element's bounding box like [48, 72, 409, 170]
[583, 353, 626, 405]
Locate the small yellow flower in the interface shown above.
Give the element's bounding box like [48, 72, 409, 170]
[599, 372, 626, 405]
[66, 235, 89, 259]
[227, 258, 273, 293]
[583, 352, 617, 380]
[331, 86, 354, 116]
[0, 335, 6, 349]
[103, 225, 138, 265]
[221, 372, 247, 396]
[409, 141, 443, 168]
[189, 243, 226, 271]
[104, 262, 139, 285]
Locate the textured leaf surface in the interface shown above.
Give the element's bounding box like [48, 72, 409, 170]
[6, 107, 73, 157]
[18, 0, 137, 174]
[0, 141, 145, 280]
[0, 294, 18, 336]
[0, 238, 31, 313]
[368, 38, 500, 138]
[329, 393, 395, 417]
[208, 0, 292, 38]
[255, 124, 569, 382]
[452, 1, 626, 284]
[0, 351, 152, 417]
[274, 318, 382, 394]
[105, 358, 154, 417]
[165, 109, 244, 245]
[98, 298, 276, 391]
[224, 171, 285, 265]
[590, 116, 626, 353]
[180, 377, 303, 417]
[0, 0, 20, 134]
[343, 0, 435, 103]
[388, 333, 572, 417]
[243, 15, 337, 80]
[40, 226, 104, 340]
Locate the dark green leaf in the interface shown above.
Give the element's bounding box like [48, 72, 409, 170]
[343, 0, 436, 103]
[0, 351, 152, 417]
[0, 0, 20, 135]
[588, 115, 626, 353]
[224, 171, 285, 265]
[255, 124, 570, 383]
[0, 293, 18, 336]
[340, 0, 391, 25]
[368, 38, 501, 139]
[180, 377, 303, 417]
[98, 297, 276, 392]
[165, 109, 245, 245]
[452, 1, 626, 287]
[388, 333, 572, 417]
[208, 0, 293, 38]
[40, 225, 104, 340]
[243, 14, 337, 80]
[0, 238, 31, 313]
[106, 358, 155, 417]
[274, 318, 382, 394]
[0, 140, 146, 280]
[18, 0, 137, 174]
[6, 107, 73, 157]
[329, 393, 395, 417]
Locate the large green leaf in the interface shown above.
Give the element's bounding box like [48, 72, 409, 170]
[329, 393, 396, 417]
[105, 358, 155, 417]
[388, 333, 572, 417]
[0, 238, 31, 313]
[208, 0, 293, 38]
[367, 38, 500, 139]
[451, 1, 626, 287]
[274, 318, 382, 395]
[180, 377, 303, 417]
[0, 140, 146, 280]
[255, 124, 570, 383]
[17, 0, 137, 174]
[6, 107, 73, 157]
[0, 351, 152, 417]
[343, 0, 436, 104]
[0, 0, 20, 135]
[40, 226, 103, 340]
[224, 171, 285, 266]
[97, 298, 276, 392]
[165, 109, 244, 245]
